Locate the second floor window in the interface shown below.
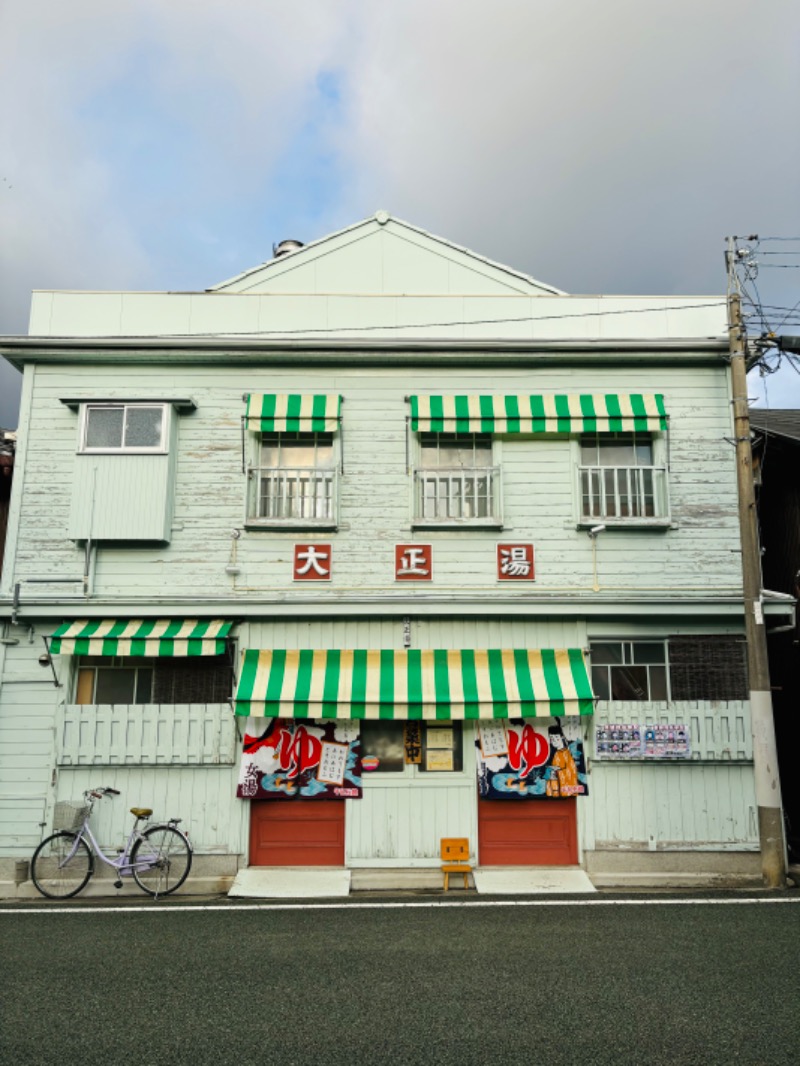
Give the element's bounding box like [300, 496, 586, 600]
[579, 433, 667, 521]
[414, 434, 500, 524]
[81, 404, 167, 453]
[250, 432, 337, 525]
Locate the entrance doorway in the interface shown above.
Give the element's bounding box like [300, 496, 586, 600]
[249, 801, 345, 866]
[478, 798, 578, 865]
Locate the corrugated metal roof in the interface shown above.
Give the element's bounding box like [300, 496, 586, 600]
[749, 408, 800, 443]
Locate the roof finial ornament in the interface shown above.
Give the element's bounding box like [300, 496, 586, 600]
[374, 210, 389, 225]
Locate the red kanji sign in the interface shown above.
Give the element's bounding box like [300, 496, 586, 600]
[293, 544, 332, 581]
[395, 544, 432, 581]
[497, 543, 535, 581]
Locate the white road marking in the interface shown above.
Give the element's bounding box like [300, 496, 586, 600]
[2, 896, 800, 915]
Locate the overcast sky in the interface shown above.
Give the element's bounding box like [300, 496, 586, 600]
[1, 0, 798, 428]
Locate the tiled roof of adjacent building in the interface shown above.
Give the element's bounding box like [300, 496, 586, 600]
[749, 408, 800, 443]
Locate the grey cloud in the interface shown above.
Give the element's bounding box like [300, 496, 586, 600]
[1, 0, 798, 419]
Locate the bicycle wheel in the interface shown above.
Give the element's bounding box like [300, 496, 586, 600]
[31, 831, 94, 899]
[131, 826, 192, 896]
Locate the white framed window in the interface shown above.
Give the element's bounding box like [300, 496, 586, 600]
[413, 433, 501, 525]
[80, 404, 168, 454]
[248, 431, 338, 526]
[590, 641, 669, 701]
[579, 433, 668, 522]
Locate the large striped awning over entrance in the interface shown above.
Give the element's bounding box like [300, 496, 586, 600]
[409, 394, 667, 434]
[50, 619, 233, 657]
[245, 394, 341, 433]
[234, 648, 595, 719]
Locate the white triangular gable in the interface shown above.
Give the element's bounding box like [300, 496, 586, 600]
[210, 214, 565, 297]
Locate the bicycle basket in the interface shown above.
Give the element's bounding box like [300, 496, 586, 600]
[52, 802, 91, 832]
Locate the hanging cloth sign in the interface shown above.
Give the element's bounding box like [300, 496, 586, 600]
[476, 718, 589, 798]
[237, 717, 362, 800]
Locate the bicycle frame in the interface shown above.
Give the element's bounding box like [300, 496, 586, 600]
[61, 817, 185, 878]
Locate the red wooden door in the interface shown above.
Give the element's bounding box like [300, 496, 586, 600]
[249, 801, 345, 866]
[478, 798, 578, 865]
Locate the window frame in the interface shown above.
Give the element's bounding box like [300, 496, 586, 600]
[412, 432, 503, 529]
[74, 656, 155, 706]
[245, 430, 340, 530]
[72, 655, 233, 706]
[78, 403, 170, 455]
[589, 640, 670, 702]
[360, 720, 466, 778]
[575, 432, 671, 528]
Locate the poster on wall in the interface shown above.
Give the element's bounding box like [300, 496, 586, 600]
[595, 723, 691, 760]
[237, 717, 362, 799]
[476, 718, 589, 798]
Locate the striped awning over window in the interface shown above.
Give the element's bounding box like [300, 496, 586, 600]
[245, 394, 341, 433]
[50, 620, 233, 657]
[410, 394, 667, 434]
[234, 648, 594, 719]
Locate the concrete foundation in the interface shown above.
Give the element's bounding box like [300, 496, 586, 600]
[0, 850, 773, 899]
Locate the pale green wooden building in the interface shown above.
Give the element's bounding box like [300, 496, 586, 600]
[0, 214, 792, 896]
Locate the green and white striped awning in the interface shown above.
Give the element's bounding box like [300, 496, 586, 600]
[234, 648, 594, 719]
[409, 394, 667, 434]
[50, 620, 233, 657]
[245, 394, 341, 433]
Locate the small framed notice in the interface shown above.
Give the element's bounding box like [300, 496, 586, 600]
[316, 741, 349, 786]
[426, 749, 454, 772]
[426, 728, 454, 750]
[478, 722, 509, 759]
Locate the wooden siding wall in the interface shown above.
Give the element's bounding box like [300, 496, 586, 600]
[0, 639, 60, 853]
[0, 618, 758, 861]
[3, 363, 740, 600]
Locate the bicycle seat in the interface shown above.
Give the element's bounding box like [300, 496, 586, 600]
[130, 807, 153, 819]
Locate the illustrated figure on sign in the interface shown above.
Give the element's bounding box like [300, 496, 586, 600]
[546, 722, 579, 797]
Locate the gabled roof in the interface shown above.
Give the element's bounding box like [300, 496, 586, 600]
[209, 212, 566, 297]
[750, 409, 800, 443]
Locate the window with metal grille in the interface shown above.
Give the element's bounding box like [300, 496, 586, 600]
[249, 432, 337, 524]
[580, 433, 667, 520]
[414, 434, 500, 524]
[668, 636, 748, 701]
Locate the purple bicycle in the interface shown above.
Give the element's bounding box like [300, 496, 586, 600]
[30, 786, 192, 899]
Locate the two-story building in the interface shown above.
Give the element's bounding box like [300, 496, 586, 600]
[1, 213, 791, 896]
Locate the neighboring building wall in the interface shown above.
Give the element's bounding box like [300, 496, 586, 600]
[752, 426, 800, 856]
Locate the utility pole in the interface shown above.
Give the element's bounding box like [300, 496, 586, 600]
[726, 237, 786, 887]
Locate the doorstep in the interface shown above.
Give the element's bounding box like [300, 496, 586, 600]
[472, 866, 597, 894]
[228, 867, 351, 899]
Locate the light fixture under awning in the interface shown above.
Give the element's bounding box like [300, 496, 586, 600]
[49, 619, 233, 657]
[234, 648, 595, 719]
[409, 394, 667, 434]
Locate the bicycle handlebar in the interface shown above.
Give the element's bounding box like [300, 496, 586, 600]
[85, 787, 121, 799]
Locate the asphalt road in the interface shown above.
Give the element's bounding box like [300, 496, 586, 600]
[2, 895, 800, 1066]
